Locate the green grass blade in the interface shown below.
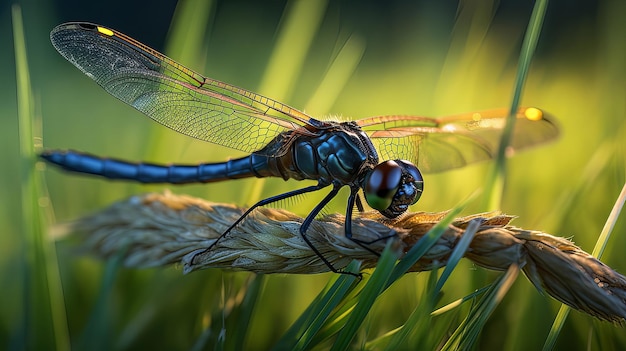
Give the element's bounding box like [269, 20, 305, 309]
[389, 191, 478, 283]
[434, 218, 480, 294]
[482, 0, 550, 210]
[13, 5, 69, 350]
[257, 0, 328, 101]
[76, 248, 127, 351]
[294, 264, 361, 350]
[364, 192, 478, 348]
[228, 275, 265, 351]
[304, 34, 366, 115]
[343, 192, 479, 349]
[381, 219, 481, 350]
[166, 0, 215, 67]
[442, 264, 520, 351]
[306, 277, 368, 346]
[541, 307, 570, 351]
[381, 271, 437, 350]
[542, 140, 615, 231]
[330, 244, 400, 351]
[591, 181, 626, 259]
[431, 286, 491, 317]
[273, 261, 361, 350]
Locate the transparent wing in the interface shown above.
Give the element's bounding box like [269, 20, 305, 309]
[50, 22, 314, 154]
[358, 107, 559, 173]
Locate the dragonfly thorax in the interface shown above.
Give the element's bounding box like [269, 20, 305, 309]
[262, 120, 379, 186]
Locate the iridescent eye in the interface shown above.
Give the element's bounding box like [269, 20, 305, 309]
[397, 160, 423, 205]
[364, 160, 402, 211]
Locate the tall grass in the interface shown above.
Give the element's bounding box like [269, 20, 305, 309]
[481, 0, 548, 210]
[12, 5, 69, 351]
[3, 1, 625, 350]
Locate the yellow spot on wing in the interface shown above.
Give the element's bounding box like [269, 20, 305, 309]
[524, 107, 543, 121]
[97, 26, 114, 37]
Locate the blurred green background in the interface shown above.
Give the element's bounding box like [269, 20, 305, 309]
[2, 0, 625, 349]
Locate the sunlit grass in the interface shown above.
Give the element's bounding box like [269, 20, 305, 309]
[3, 0, 625, 350]
[12, 5, 69, 350]
[481, 0, 548, 211]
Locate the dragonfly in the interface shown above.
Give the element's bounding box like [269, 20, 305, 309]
[41, 22, 558, 275]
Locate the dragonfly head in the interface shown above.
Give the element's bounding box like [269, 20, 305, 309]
[363, 160, 424, 218]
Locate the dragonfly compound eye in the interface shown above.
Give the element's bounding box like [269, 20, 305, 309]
[364, 160, 403, 212]
[399, 160, 424, 205]
[365, 160, 424, 218]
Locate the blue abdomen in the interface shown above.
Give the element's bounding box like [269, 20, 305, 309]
[40, 150, 271, 184]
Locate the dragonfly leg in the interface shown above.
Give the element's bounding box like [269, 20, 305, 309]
[344, 189, 397, 256]
[188, 182, 362, 277]
[187, 184, 327, 264]
[355, 193, 365, 213]
[299, 183, 362, 278]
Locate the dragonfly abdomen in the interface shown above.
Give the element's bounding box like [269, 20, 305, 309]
[40, 150, 271, 184]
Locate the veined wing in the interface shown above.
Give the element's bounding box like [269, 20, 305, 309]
[358, 107, 559, 173]
[50, 22, 315, 154]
